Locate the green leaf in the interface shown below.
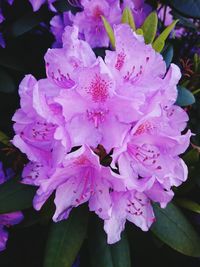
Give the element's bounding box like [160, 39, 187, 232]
[162, 44, 174, 68]
[135, 28, 143, 35]
[175, 198, 200, 214]
[121, 8, 136, 31]
[10, 11, 47, 37]
[0, 130, 10, 146]
[89, 220, 131, 267]
[127, 8, 136, 31]
[0, 178, 37, 214]
[101, 16, 115, 48]
[141, 12, 158, 44]
[169, 0, 200, 19]
[151, 203, 200, 257]
[153, 20, 178, 52]
[182, 149, 199, 165]
[176, 86, 195, 106]
[0, 67, 16, 93]
[44, 207, 88, 267]
[121, 8, 129, 24]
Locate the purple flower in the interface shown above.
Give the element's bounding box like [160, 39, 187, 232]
[50, 13, 72, 48]
[12, 74, 71, 166]
[112, 106, 191, 208]
[13, 24, 191, 243]
[22, 145, 124, 222]
[70, 0, 122, 48]
[122, 0, 152, 28]
[29, 0, 56, 12]
[0, 163, 23, 251]
[104, 190, 155, 243]
[51, 0, 122, 48]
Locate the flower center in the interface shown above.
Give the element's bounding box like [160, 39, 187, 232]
[128, 143, 162, 170]
[87, 74, 111, 103]
[87, 109, 109, 128]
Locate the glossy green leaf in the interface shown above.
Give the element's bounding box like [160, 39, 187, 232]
[89, 220, 131, 267]
[135, 28, 143, 35]
[162, 44, 174, 68]
[101, 16, 115, 48]
[44, 207, 88, 267]
[121, 8, 129, 24]
[0, 178, 37, 214]
[127, 8, 136, 31]
[175, 198, 200, 214]
[169, 0, 200, 19]
[153, 20, 178, 52]
[151, 203, 200, 257]
[0, 130, 10, 146]
[0, 67, 16, 93]
[10, 11, 47, 37]
[176, 86, 195, 106]
[121, 8, 136, 31]
[141, 12, 158, 44]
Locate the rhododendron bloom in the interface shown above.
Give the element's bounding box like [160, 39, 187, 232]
[69, 0, 122, 48]
[23, 145, 124, 222]
[0, 163, 23, 251]
[112, 106, 191, 208]
[50, 0, 122, 48]
[104, 190, 155, 243]
[13, 23, 191, 244]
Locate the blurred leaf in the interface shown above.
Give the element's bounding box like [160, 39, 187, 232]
[0, 178, 37, 214]
[135, 28, 143, 35]
[10, 11, 47, 37]
[0, 67, 16, 93]
[182, 149, 199, 165]
[101, 16, 115, 48]
[172, 11, 198, 29]
[176, 86, 195, 106]
[169, 0, 200, 19]
[151, 203, 200, 257]
[175, 198, 200, 214]
[44, 207, 88, 267]
[89, 220, 131, 267]
[153, 20, 178, 52]
[0, 130, 10, 146]
[0, 49, 26, 71]
[53, 0, 81, 13]
[121, 8, 136, 31]
[162, 44, 174, 68]
[141, 12, 158, 44]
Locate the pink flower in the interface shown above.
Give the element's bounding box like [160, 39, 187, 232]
[12, 75, 71, 166]
[104, 190, 155, 243]
[13, 24, 191, 243]
[112, 106, 191, 208]
[55, 57, 139, 151]
[45, 26, 96, 89]
[50, 0, 122, 48]
[50, 13, 72, 48]
[22, 145, 124, 222]
[105, 24, 181, 110]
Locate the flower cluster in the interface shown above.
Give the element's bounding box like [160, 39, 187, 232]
[12, 22, 191, 244]
[0, 163, 23, 251]
[50, 0, 151, 48]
